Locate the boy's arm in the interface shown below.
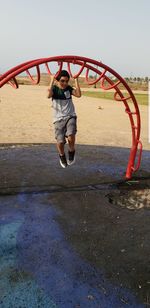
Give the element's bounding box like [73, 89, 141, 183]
[47, 75, 55, 98]
[72, 78, 81, 98]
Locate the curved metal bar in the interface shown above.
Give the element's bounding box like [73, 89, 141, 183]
[131, 140, 143, 172]
[125, 109, 137, 115]
[45, 61, 63, 79]
[0, 60, 36, 81]
[26, 65, 40, 84]
[114, 91, 131, 102]
[1, 74, 18, 89]
[85, 68, 107, 85]
[101, 77, 121, 90]
[0, 55, 142, 179]
[45, 62, 52, 75]
[55, 61, 63, 79]
[8, 77, 18, 89]
[67, 61, 85, 78]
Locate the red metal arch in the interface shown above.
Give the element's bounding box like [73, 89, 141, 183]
[0, 55, 142, 179]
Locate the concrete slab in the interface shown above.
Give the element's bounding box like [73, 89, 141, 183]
[0, 144, 150, 307]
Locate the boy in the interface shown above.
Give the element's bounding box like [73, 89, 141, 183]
[47, 70, 81, 168]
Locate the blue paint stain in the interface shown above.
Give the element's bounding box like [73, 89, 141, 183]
[0, 193, 144, 307]
[0, 197, 56, 308]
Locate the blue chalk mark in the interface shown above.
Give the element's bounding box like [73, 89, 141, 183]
[17, 194, 143, 308]
[0, 193, 144, 307]
[0, 216, 57, 307]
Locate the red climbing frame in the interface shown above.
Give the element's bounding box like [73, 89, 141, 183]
[0, 55, 142, 179]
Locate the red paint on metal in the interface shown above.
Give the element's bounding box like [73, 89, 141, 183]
[86, 68, 106, 85]
[0, 55, 142, 179]
[101, 78, 121, 90]
[67, 61, 85, 78]
[8, 77, 18, 89]
[26, 65, 40, 84]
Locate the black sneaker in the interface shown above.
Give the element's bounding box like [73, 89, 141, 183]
[67, 150, 75, 166]
[59, 154, 67, 168]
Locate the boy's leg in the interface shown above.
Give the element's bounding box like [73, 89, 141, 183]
[54, 120, 67, 168]
[66, 117, 77, 165]
[67, 134, 75, 152]
[56, 142, 67, 168]
[66, 117, 77, 149]
[56, 142, 65, 155]
[67, 135, 76, 165]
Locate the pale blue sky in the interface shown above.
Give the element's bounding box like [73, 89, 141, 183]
[0, 0, 149, 76]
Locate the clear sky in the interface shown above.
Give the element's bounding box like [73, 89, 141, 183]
[0, 0, 149, 77]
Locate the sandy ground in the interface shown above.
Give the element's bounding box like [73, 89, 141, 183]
[0, 85, 149, 150]
[0, 85, 150, 307]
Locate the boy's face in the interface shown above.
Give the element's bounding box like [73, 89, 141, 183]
[59, 76, 69, 89]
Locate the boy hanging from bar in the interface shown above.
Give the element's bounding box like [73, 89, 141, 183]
[47, 70, 81, 168]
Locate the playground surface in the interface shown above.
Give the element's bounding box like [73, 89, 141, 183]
[0, 85, 148, 147]
[0, 85, 150, 307]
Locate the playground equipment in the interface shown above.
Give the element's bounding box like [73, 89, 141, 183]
[0, 55, 142, 179]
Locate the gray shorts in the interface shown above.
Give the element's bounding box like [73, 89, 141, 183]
[54, 116, 77, 143]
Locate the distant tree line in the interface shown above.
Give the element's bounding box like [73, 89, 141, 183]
[124, 77, 150, 83]
[89, 75, 149, 83]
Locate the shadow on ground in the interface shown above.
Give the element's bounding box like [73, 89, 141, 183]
[0, 144, 150, 307]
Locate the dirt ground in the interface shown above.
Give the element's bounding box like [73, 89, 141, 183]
[0, 85, 150, 307]
[0, 85, 149, 148]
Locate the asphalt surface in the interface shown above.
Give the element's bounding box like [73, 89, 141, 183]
[0, 144, 150, 307]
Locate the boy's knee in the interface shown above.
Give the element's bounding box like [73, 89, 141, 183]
[68, 134, 75, 140]
[67, 136, 75, 147]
